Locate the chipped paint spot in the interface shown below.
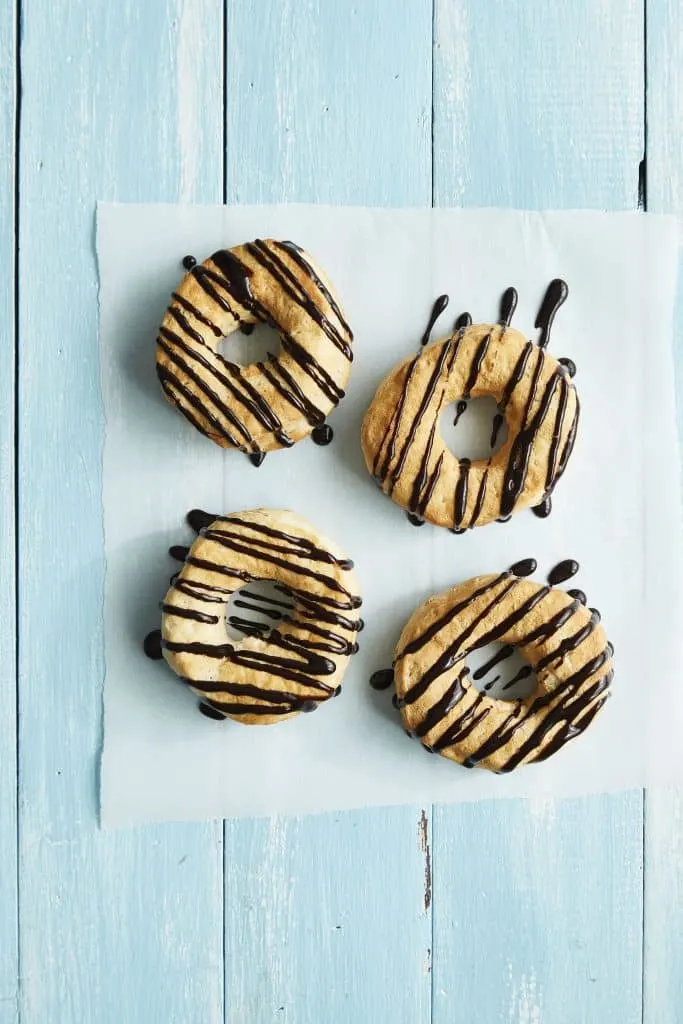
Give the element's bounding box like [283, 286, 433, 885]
[507, 963, 543, 1023]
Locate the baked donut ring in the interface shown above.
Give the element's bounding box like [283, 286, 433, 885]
[157, 240, 353, 459]
[159, 508, 362, 725]
[361, 323, 579, 529]
[394, 571, 612, 772]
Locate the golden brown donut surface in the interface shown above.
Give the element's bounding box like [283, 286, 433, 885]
[160, 508, 362, 725]
[157, 240, 353, 455]
[361, 323, 579, 529]
[394, 572, 612, 772]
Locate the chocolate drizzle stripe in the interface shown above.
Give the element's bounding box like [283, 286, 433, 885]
[275, 240, 353, 340]
[247, 240, 352, 360]
[163, 242, 350, 449]
[171, 291, 223, 337]
[160, 515, 361, 716]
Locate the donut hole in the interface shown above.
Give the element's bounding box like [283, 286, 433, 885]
[224, 580, 295, 641]
[218, 322, 275, 367]
[439, 395, 509, 462]
[467, 642, 537, 702]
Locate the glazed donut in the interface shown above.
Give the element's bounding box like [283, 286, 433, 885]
[158, 508, 362, 725]
[156, 240, 353, 460]
[361, 321, 579, 529]
[393, 569, 612, 772]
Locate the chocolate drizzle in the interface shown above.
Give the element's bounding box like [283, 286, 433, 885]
[535, 279, 568, 350]
[182, 255, 197, 270]
[510, 558, 537, 578]
[532, 496, 552, 519]
[370, 669, 394, 690]
[312, 423, 333, 446]
[394, 572, 612, 771]
[421, 294, 450, 347]
[499, 287, 518, 328]
[158, 239, 352, 455]
[159, 514, 361, 719]
[547, 559, 580, 586]
[144, 629, 163, 660]
[368, 284, 578, 531]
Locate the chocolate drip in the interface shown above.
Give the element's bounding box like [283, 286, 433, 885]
[406, 512, 425, 527]
[249, 452, 266, 467]
[535, 278, 568, 350]
[312, 423, 333, 446]
[547, 559, 579, 586]
[454, 313, 472, 330]
[453, 400, 467, 427]
[188, 509, 216, 533]
[501, 665, 534, 691]
[199, 701, 225, 720]
[472, 644, 515, 680]
[532, 496, 552, 519]
[490, 412, 504, 449]
[182, 255, 197, 270]
[169, 545, 189, 562]
[239, 322, 255, 335]
[567, 588, 587, 605]
[370, 669, 394, 690]
[510, 558, 537, 578]
[144, 629, 163, 660]
[420, 294, 450, 347]
[499, 287, 518, 328]
[559, 357, 576, 377]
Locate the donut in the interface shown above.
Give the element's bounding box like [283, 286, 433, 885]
[156, 508, 362, 725]
[361, 319, 579, 530]
[156, 240, 353, 461]
[393, 568, 612, 772]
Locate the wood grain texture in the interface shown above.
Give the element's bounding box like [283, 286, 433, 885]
[224, 1, 433, 1020]
[432, 2, 645, 1021]
[17, 3, 224, 1022]
[0, 1, 17, 1021]
[434, 0, 644, 209]
[644, 2, 683, 1019]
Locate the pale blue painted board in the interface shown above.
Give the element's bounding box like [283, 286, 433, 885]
[18, 3, 224, 1021]
[0, 1, 17, 1021]
[432, 1, 645, 1021]
[644, 2, 683, 1020]
[224, 2, 433, 1021]
[434, 0, 643, 210]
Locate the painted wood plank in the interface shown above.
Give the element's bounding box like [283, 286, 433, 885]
[224, 2, 433, 1021]
[0, 1, 17, 1020]
[432, 2, 645, 1021]
[643, 2, 683, 1019]
[18, 3, 224, 1022]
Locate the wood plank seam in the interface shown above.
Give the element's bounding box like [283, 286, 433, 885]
[11, 1, 20, 1019]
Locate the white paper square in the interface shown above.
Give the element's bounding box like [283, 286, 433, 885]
[98, 203, 683, 826]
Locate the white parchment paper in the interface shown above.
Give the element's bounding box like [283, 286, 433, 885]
[98, 203, 683, 827]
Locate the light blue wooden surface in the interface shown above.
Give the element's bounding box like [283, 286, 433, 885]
[6, 0, 683, 1021]
[645, 2, 683, 1021]
[18, 3, 223, 1022]
[431, 3, 645, 1022]
[224, 4, 433, 1021]
[0, 2, 17, 1022]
